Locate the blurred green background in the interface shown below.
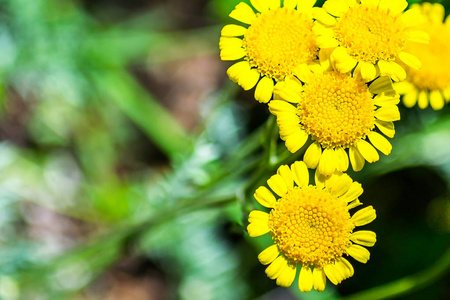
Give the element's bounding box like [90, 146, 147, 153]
[0, 0, 449, 299]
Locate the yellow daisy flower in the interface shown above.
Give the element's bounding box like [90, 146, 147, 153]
[248, 162, 377, 292]
[268, 67, 399, 175]
[314, 0, 428, 83]
[395, 3, 450, 110]
[219, 0, 319, 103]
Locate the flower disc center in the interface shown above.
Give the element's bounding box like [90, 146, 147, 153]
[298, 72, 375, 149]
[403, 24, 450, 91]
[268, 186, 354, 268]
[242, 7, 317, 81]
[334, 5, 406, 63]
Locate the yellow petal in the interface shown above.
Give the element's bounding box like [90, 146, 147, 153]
[229, 2, 256, 24]
[297, 0, 316, 11]
[255, 77, 274, 103]
[375, 105, 401, 122]
[313, 268, 326, 292]
[219, 37, 243, 50]
[324, 264, 344, 285]
[378, 61, 406, 82]
[250, 0, 270, 12]
[285, 130, 308, 153]
[418, 90, 429, 109]
[340, 181, 363, 203]
[267, 174, 288, 197]
[374, 119, 395, 138]
[369, 76, 395, 95]
[332, 47, 358, 73]
[238, 69, 260, 90]
[351, 231, 377, 247]
[323, 0, 351, 17]
[220, 24, 247, 37]
[401, 9, 425, 28]
[398, 52, 422, 70]
[351, 205, 376, 226]
[347, 199, 362, 210]
[276, 263, 297, 287]
[254, 186, 276, 208]
[220, 46, 246, 61]
[304, 142, 322, 169]
[334, 261, 350, 280]
[291, 161, 309, 187]
[394, 81, 415, 95]
[326, 173, 353, 197]
[367, 131, 392, 156]
[444, 87, 450, 102]
[374, 94, 400, 106]
[406, 30, 430, 44]
[430, 90, 445, 110]
[248, 210, 269, 224]
[277, 165, 294, 191]
[267, 0, 280, 10]
[265, 256, 287, 279]
[349, 146, 365, 172]
[357, 140, 379, 163]
[247, 222, 270, 237]
[319, 48, 334, 72]
[378, 0, 407, 15]
[335, 147, 349, 172]
[312, 7, 336, 26]
[314, 168, 327, 189]
[428, 3, 445, 24]
[273, 77, 303, 103]
[298, 266, 313, 292]
[227, 61, 250, 83]
[283, 0, 298, 10]
[359, 62, 377, 82]
[347, 244, 371, 264]
[268, 100, 298, 115]
[316, 36, 339, 48]
[336, 257, 354, 279]
[293, 64, 314, 83]
[258, 244, 279, 265]
[318, 148, 337, 176]
[278, 123, 301, 138]
[360, 0, 379, 6]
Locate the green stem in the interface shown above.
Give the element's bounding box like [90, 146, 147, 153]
[90, 69, 192, 160]
[344, 248, 450, 300]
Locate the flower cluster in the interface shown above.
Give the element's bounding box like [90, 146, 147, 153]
[219, 0, 446, 293]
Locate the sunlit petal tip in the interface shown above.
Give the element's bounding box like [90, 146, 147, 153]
[254, 186, 277, 208]
[351, 205, 377, 226]
[351, 230, 377, 247]
[267, 174, 288, 197]
[265, 256, 288, 279]
[291, 161, 309, 187]
[277, 165, 294, 191]
[285, 130, 308, 153]
[349, 146, 365, 172]
[220, 24, 247, 37]
[304, 142, 322, 169]
[258, 245, 279, 265]
[247, 222, 270, 237]
[367, 132, 392, 156]
[317, 148, 337, 176]
[347, 244, 371, 264]
[254, 77, 274, 103]
[229, 2, 257, 24]
[276, 263, 297, 287]
[312, 268, 326, 292]
[298, 266, 313, 292]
